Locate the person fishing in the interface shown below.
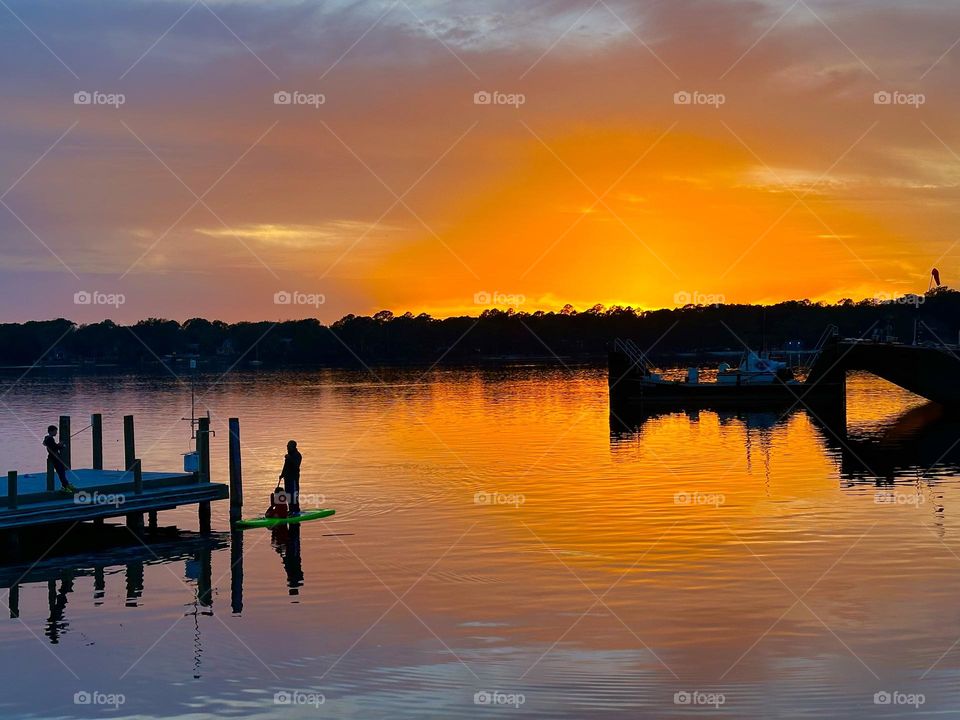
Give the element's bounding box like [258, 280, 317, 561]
[43, 425, 78, 494]
[278, 440, 302, 515]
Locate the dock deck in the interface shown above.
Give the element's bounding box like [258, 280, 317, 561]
[0, 468, 228, 531]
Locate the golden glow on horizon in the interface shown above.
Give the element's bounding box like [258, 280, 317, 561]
[367, 128, 916, 318]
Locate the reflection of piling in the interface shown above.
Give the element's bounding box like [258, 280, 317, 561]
[8, 583, 18, 618]
[94, 566, 105, 605]
[198, 547, 212, 609]
[230, 529, 244, 614]
[125, 560, 144, 607]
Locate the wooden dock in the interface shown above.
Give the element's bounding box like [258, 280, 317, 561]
[0, 469, 227, 530]
[1, 413, 242, 559]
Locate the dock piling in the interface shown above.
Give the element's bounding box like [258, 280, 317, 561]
[133, 458, 143, 495]
[91, 413, 103, 470]
[7, 471, 17, 510]
[45, 458, 54, 492]
[123, 415, 136, 471]
[228, 418, 243, 523]
[198, 416, 211, 534]
[59, 416, 71, 469]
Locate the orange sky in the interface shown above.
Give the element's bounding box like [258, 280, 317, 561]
[1, 0, 959, 322]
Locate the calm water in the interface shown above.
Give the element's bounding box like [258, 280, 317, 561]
[0, 367, 958, 718]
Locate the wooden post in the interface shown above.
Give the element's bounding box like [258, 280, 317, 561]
[197, 417, 210, 482]
[198, 416, 211, 535]
[132, 458, 143, 495]
[123, 415, 136, 471]
[148, 511, 158, 531]
[58, 416, 71, 469]
[46, 458, 54, 492]
[127, 456, 144, 534]
[91, 413, 103, 470]
[7, 471, 17, 510]
[228, 418, 243, 523]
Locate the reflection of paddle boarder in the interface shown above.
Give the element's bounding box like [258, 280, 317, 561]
[279, 440, 302, 514]
[271, 525, 303, 596]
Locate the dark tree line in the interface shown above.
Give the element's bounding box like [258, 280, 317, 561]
[1, 290, 957, 368]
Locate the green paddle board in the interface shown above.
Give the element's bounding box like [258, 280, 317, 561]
[235, 509, 336, 529]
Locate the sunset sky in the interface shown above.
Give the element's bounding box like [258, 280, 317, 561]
[2, 0, 959, 323]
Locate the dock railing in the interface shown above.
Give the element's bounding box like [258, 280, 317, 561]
[613, 338, 656, 375]
[800, 324, 839, 375]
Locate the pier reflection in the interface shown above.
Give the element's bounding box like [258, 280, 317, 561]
[611, 400, 960, 490]
[0, 532, 229, 645]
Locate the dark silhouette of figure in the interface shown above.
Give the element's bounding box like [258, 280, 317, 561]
[279, 440, 302, 514]
[43, 425, 76, 493]
[272, 525, 304, 597]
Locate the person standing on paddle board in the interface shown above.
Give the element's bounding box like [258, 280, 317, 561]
[43, 425, 78, 494]
[279, 440, 302, 514]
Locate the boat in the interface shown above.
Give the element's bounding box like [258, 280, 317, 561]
[608, 337, 840, 408]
